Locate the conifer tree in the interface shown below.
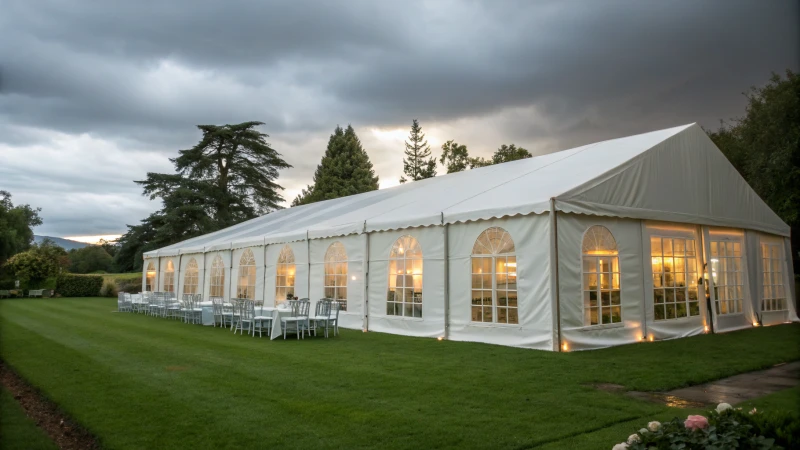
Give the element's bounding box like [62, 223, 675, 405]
[400, 119, 436, 183]
[293, 125, 379, 205]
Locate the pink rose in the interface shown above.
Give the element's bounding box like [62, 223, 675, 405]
[684, 415, 709, 431]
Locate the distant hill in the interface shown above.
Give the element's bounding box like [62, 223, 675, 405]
[33, 235, 90, 250]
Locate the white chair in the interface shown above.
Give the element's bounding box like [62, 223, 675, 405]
[281, 299, 310, 339]
[191, 294, 203, 324]
[233, 299, 250, 334]
[311, 299, 335, 338]
[167, 294, 182, 320]
[252, 303, 273, 338]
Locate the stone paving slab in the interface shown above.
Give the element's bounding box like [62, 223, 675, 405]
[625, 361, 800, 407]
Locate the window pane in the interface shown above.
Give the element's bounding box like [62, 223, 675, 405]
[508, 308, 518, 324]
[650, 237, 662, 255]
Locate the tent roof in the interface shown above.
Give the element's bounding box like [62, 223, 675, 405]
[145, 123, 788, 258]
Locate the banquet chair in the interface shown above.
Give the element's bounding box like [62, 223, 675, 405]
[210, 297, 223, 327]
[310, 299, 333, 337]
[328, 300, 341, 337]
[191, 294, 204, 324]
[252, 302, 273, 338]
[236, 299, 255, 335]
[282, 298, 310, 340]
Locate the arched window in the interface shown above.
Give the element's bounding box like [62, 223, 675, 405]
[163, 260, 175, 293]
[471, 227, 517, 324]
[145, 261, 156, 292]
[275, 245, 296, 305]
[210, 255, 226, 298]
[237, 249, 256, 299]
[582, 225, 621, 326]
[183, 258, 199, 295]
[387, 235, 423, 318]
[324, 242, 348, 311]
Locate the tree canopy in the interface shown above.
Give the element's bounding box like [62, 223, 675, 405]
[707, 70, 799, 272]
[0, 191, 42, 265]
[69, 245, 114, 274]
[115, 122, 291, 272]
[439, 140, 470, 174]
[293, 125, 379, 206]
[400, 119, 436, 183]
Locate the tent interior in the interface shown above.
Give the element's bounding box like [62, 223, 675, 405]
[142, 123, 798, 351]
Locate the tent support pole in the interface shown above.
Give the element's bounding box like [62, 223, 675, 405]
[228, 249, 234, 301]
[639, 222, 648, 340]
[306, 232, 311, 300]
[200, 250, 207, 300]
[363, 223, 370, 331]
[443, 215, 450, 340]
[156, 257, 161, 293]
[177, 254, 182, 298]
[699, 226, 716, 334]
[550, 198, 562, 352]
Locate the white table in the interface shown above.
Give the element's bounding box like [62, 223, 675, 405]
[196, 303, 295, 340]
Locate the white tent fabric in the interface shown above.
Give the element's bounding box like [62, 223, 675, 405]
[142, 123, 796, 350]
[144, 123, 788, 258]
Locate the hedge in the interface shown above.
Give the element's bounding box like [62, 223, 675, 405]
[56, 274, 103, 297]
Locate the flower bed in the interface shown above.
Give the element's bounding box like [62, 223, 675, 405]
[613, 403, 799, 449]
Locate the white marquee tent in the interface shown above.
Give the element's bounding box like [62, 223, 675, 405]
[142, 123, 798, 350]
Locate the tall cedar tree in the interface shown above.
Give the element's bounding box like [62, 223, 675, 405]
[439, 140, 470, 173]
[400, 119, 437, 183]
[470, 143, 532, 168]
[293, 125, 379, 206]
[115, 122, 291, 271]
[707, 70, 799, 273]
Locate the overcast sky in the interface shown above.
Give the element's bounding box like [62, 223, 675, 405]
[1, 0, 798, 240]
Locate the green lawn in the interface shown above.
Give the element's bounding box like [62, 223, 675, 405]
[0, 387, 57, 450]
[0, 298, 797, 449]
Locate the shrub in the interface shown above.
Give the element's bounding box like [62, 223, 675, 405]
[56, 274, 103, 297]
[99, 281, 118, 297]
[614, 403, 798, 449]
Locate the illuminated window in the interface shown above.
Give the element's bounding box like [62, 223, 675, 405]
[163, 260, 175, 293]
[582, 226, 621, 326]
[275, 245, 296, 305]
[651, 236, 700, 320]
[471, 227, 517, 324]
[210, 255, 226, 298]
[236, 249, 256, 300]
[761, 243, 786, 312]
[183, 258, 199, 295]
[387, 235, 423, 318]
[324, 242, 348, 311]
[710, 239, 743, 315]
[145, 261, 156, 292]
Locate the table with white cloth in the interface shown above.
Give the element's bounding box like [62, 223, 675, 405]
[196, 303, 295, 340]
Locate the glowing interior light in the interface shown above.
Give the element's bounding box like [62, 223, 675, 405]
[351, 275, 356, 280]
[638, 335, 644, 341]
[704, 325, 710, 332]
[437, 336, 444, 341]
[752, 321, 759, 327]
[711, 258, 719, 262]
[648, 335, 654, 342]
[562, 342, 569, 352]
[507, 262, 517, 268]
[398, 247, 404, 254]
[362, 329, 367, 333]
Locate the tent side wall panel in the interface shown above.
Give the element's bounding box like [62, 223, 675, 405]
[447, 214, 553, 350]
[367, 226, 446, 338]
[309, 235, 364, 330]
[264, 240, 309, 307]
[557, 213, 644, 351]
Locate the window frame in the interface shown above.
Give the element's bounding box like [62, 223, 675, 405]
[145, 261, 156, 292]
[275, 245, 296, 306]
[470, 227, 518, 325]
[760, 242, 787, 312]
[709, 236, 744, 316]
[210, 255, 226, 298]
[163, 260, 175, 293]
[387, 235, 423, 319]
[324, 242, 348, 311]
[183, 258, 199, 295]
[649, 233, 701, 322]
[236, 249, 257, 300]
[581, 225, 622, 327]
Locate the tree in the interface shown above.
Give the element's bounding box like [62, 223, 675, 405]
[3, 239, 68, 287]
[0, 191, 42, 265]
[293, 125, 379, 205]
[115, 122, 292, 271]
[439, 140, 471, 173]
[491, 144, 532, 164]
[69, 246, 114, 274]
[400, 119, 437, 183]
[707, 70, 800, 273]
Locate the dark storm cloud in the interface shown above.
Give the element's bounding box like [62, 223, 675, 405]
[0, 0, 797, 236]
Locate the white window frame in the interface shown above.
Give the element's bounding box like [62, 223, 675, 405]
[275, 245, 296, 306]
[649, 233, 701, 321]
[709, 236, 744, 316]
[237, 249, 257, 300]
[581, 225, 621, 327]
[163, 260, 175, 293]
[183, 258, 199, 295]
[145, 262, 156, 292]
[210, 255, 226, 298]
[760, 242, 787, 312]
[324, 242, 348, 311]
[470, 227, 518, 325]
[387, 235, 423, 318]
